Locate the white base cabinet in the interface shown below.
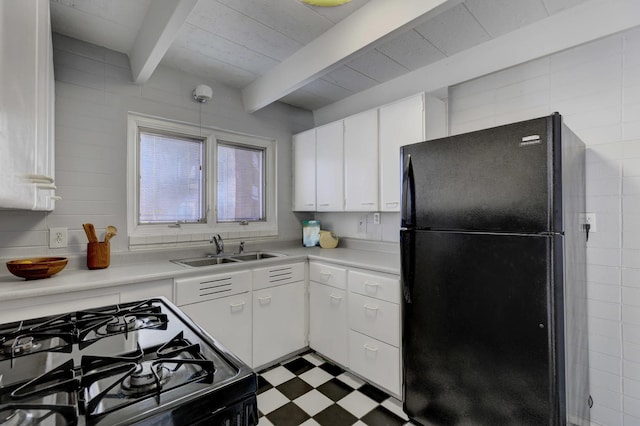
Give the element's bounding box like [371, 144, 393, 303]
[253, 281, 306, 368]
[308, 261, 402, 397]
[180, 292, 252, 365]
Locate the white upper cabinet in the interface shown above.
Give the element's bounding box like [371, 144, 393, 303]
[292, 129, 316, 211]
[344, 109, 379, 211]
[0, 0, 57, 211]
[316, 121, 344, 212]
[379, 94, 426, 212]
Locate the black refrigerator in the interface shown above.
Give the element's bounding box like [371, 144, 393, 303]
[400, 113, 590, 426]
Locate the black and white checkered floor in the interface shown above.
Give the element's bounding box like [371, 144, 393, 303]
[256, 351, 411, 426]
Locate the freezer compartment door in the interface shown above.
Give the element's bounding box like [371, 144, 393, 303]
[403, 231, 561, 426]
[400, 115, 556, 233]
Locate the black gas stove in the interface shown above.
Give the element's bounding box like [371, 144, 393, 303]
[0, 297, 257, 425]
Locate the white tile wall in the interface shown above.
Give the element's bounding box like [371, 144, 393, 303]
[0, 33, 314, 261]
[448, 26, 640, 426]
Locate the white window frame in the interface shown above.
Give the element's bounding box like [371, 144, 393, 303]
[127, 113, 278, 248]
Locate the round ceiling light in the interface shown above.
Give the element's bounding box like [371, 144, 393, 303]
[301, 0, 352, 6]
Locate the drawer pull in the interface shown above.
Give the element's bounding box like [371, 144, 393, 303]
[364, 344, 378, 352]
[364, 281, 379, 290]
[329, 293, 343, 301]
[364, 304, 379, 312]
[319, 271, 332, 280]
[229, 301, 245, 308]
[258, 295, 272, 305]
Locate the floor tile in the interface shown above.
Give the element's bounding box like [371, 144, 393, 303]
[337, 390, 378, 419]
[313, 403, 358, 426]
[336, 371, 365, 389]
[294, 389, 334, 416]
[360, 406, 406, 426]
[358, 383, 389, 403]
[302, 352, 325, 366]
[277, 377, 313, 400]
[258, 375, 274, 394]
[299, 366, 334, 388]
[257, 388, 290, 415]
[318, 361, 344, 376]
[256, 351, 404, 426]
[262, 366, 296, 387]
[266, 402, 310, 426]
[316, 378, 354, 402]
[284, 357, 316, 375]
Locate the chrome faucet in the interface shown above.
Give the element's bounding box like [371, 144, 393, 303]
[238, 241, 245, 254]
[210, 234, 224, 255]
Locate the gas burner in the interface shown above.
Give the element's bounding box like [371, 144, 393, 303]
[103, 316, 137, 334]
[121, 363, 171, 396]
[2, 336, 40, 356]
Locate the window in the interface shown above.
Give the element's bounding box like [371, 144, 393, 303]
[139, 129, 205, 224]
[217, 142, 265, 223]
[127, 113, 277, 248]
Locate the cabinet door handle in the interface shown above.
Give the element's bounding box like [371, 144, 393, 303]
[364, 304, 379, 312]
[305, 203, 314, 206]
[258, 295, 272, 305]
[364, 281, 379, 290]
[319, 271, 332, 280]
[319, 203, 330, 206]
[385, 202, 399, 207]
[229, 301, 245, 308]
[364, 344, 378, 352]
[329, 293, 342, 301]
[361, 202, 375, 206]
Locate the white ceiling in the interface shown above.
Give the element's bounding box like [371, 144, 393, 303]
[49, 0, 590, 112]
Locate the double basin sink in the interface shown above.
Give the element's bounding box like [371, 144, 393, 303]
[171, 252, 284, 268]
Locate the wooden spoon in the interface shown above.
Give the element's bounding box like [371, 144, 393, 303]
[83, 223, 98, 243]
[104, 225, 117, 242]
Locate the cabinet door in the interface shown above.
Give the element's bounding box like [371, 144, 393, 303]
[34, 0, 56, 211]
[316, 121, 344, 211]
[293, 129, 316, 211]
[309, 282, 348, 366]
[344, 109, 378, 211]
[253, 281, 306, 368]
[379, 94, 425, 212]
[0, 0, 39, 209]
[180, 293, 252, 366]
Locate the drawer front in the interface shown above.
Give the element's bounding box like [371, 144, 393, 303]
[349, 270, 400, 303]
[253, 262, 304, 290]
[348, 292, 400, 347]
[175, 270, 251, 306]
[349, 330, 401, 396]
[309, 262, 347, 290]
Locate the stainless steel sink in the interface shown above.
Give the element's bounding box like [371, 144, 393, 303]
[228, 252, 282, 261]
[171, 252, 285, 267]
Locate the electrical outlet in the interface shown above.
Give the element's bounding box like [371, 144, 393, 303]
[49, 227, 68, 248]
[579, 213, 597, 232]
[373, 212, 380, 225]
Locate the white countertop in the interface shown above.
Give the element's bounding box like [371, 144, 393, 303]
[0, 244, 400, 302]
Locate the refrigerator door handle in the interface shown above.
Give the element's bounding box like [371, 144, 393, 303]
[401, 155, 416, 228]
[400, 229, 415, 304]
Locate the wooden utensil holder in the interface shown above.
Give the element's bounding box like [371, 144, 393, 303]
[87, 241, 110, 269]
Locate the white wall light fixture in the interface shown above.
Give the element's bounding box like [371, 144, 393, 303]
[193, 84, 213, 103]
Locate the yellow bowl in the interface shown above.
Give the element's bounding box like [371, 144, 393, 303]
[6, 257, 68, 280]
